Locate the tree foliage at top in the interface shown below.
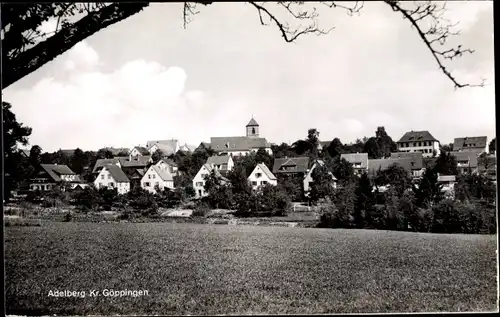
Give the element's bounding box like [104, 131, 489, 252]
[2, 1, 484, 89]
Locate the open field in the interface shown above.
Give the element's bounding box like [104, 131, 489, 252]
[5, 223, 498, 315]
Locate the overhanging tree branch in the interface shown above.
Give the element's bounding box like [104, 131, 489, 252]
[2, 3, 149, 89]
[384, 0, 484, 89]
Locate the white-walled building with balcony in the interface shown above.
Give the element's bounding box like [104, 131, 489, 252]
[396, 130, 440, 158]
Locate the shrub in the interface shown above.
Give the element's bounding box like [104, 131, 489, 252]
[193, 201, 211, 217]
[63, 212, 73, 222]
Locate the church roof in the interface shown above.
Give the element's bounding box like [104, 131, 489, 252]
[246, 117, 259, 127]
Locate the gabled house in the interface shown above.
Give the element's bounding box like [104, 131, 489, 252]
[192, 164, 229, 199]
[248, 163, 277, 190]
[453, 136, 487, 154]
[390, 152, 424, 178]
[147, 139, 180, 157]
[117, 155, 152, 173]
[155, 158, 179, 176]
[367, 158, 413, 180]
[94, 165, 130, 195]
[396, 130, 440, 158]
[206, 154, 234, 174]
[340, 153, 368, 176]
[303, 159, 337, 196]
[272, 157, 310, 175]
[141, 165, 174, 194]
[129, 146, 150, 157]
[450, 151, 479, 175]
[30, 164, 83, 191]
[92, 158, 121, 175]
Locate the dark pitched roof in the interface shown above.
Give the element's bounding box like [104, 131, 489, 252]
[397, 131, 438, 143]
[103, 165, 130, 183]
[210, 136, 270, 152]
[131, 146, 150, 155]
[273, 157, 310, 174]
[390, 152, 423, 169]
[453, 136, 487, 151]
[40, 164, 76, 182]
[158, 158, 178, 167]
[206, 155, 232, 166]
[368, 158, 413, 177]
[92, 158, 120, 173]
[340, 153, 369, 169]
[450, 151, 478, 168]
[246, 117, 259, 127]
[20, 149, 30, 157]
[117, 156, 151, 168]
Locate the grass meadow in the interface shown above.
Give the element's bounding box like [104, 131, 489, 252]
[5, 222, 498, 315]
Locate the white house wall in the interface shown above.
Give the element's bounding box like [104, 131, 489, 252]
[248, 165, 277, 190]
[397, 141, 440, 158]
[141, 167, 174, 194]
[93, 168, 130, 195]
[192, 165, 211, 198]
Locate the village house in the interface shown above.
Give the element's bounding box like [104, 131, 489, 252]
[450, 151, 479, 175]
[178, 143, 197, 153]
[396, 130, 440, 158]
[141, 165, 174, 194]
[303, 159, 337, 197]
[453, 136, 487, 155]
[29, 164, 83, 191]
[128, 146, 150, 158]
[367, 157, 413, 180]
[192, 163, 229, 199]
[390, 152, 425, 178]
[92, 158, 121, 175]
[93, 165, 130, 195]
[206, 154, 234, 174]
[155, 158, 179, 176]
[147, 139, 181, 157]
[272, 156, 310, 175]
[117, 155, 152, 172]
[248, 163, 277, 190]
[210, 117, 273, 156]
[195, 142, 212, 153]
[340, 153, 369, 176]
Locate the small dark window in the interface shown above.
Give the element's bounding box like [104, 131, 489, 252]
[252, 127, 256, 134]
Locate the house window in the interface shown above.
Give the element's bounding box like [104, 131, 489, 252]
[109, 182, 114, 187]
[198, 190, 202, 196]
[256, 173, 262, 178]
[155, 182, 159, 187]
[251, 181, 257, 186]
[152, 174, 156, 179]
[108, 175, 111, 179]
[148, 175, 151, 179]
[196, 182, 204, 186]
[101, 175, 104, 180]
[144, 182, 150, 187]
[252, 127, 256, 134]
[261, 181, 268, 185]
[99, 183, 103, 187]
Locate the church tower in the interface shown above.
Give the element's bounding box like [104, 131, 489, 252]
[246, 117, 259, 137]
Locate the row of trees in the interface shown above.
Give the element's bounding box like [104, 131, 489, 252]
[315, 152, 496, 234]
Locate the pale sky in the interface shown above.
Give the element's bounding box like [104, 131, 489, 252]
[3, 1, 495, 153]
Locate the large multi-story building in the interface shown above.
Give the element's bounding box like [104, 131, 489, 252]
[396, 130, 440, 158]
